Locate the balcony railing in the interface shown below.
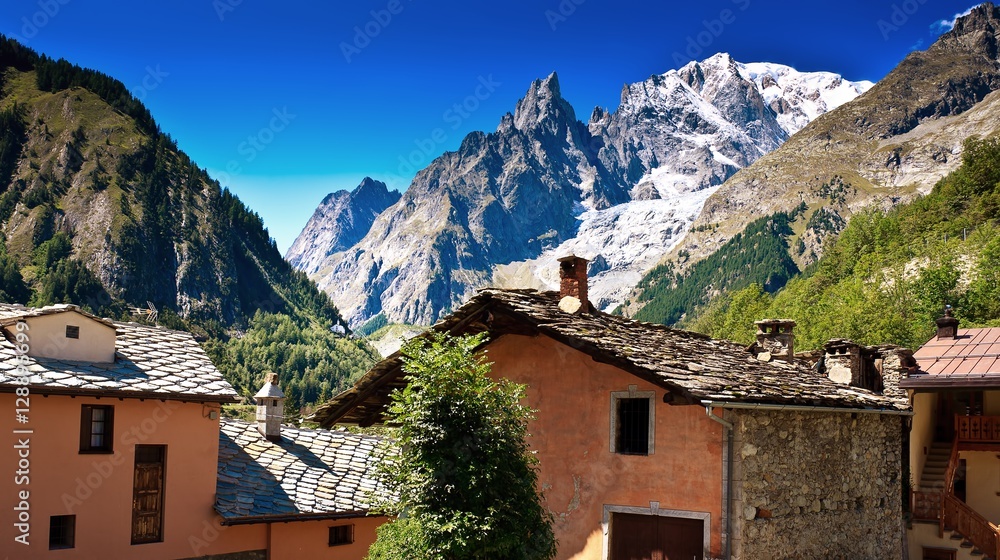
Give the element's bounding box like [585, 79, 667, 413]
[956, 414, 1000, 442]
[943, 494, 1000, 559]
[912, 490, 943, 522]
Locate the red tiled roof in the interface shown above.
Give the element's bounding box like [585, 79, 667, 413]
[903, 327, 1000, 388]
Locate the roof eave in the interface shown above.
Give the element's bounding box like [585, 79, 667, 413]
[215, 509, 381, 526]
[0, 384, 240, 403]
[899, 376, 1000, 389]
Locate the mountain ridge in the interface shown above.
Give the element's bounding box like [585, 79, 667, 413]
[624, 3, 1000, 322]
[292, 54, 872, 326]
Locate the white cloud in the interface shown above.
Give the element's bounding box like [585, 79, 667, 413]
[931, 6, 975, 34]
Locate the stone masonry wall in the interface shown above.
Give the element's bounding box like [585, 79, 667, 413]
[731, 410, 903, 560]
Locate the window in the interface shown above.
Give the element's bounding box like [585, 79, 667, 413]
[329, 524, 354, 546]
[49, 515, 75, 549]
[610, 386, 655, 455]
[618, 398, 650, 454]
[80, 405, 114, 453]
[65, 325, 80, 339]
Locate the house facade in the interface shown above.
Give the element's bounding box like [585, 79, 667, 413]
[314, 256, 911, 560]
[904, 309, 1000, 560]
[0, 303, 385, 559]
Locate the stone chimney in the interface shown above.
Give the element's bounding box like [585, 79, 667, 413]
[558, 255, 589, 314]
[754, 319, 795, 360]
[254, 372, 285, 442]
[821, 339, 913, 396]
[823, 339, 863, 386]
[936, 305, 959, 339]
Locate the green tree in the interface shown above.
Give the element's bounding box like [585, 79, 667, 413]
[367, 332, 556, 560]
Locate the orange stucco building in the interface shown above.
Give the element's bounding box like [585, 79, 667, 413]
[315, 256, 911, 560]
[0, 303, 385, 559]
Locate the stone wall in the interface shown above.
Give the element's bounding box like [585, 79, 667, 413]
[731, 409, 903, 560]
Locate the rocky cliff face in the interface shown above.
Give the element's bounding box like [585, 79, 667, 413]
[293, 56, 871, 326]
[286, 178, 400, 275]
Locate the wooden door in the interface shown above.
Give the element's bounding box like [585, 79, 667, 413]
[131, 445, 165, 544]
[610, 513, 703, 560]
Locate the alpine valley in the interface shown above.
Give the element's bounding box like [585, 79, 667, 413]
[288, 53, 873, 328]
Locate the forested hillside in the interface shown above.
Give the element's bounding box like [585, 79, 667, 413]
[630, 207, 803, 325]
[684, 136, 1000, 352]
[0, 36, 378, 409]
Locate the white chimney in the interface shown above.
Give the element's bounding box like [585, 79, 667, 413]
[254, 372, 285, 442]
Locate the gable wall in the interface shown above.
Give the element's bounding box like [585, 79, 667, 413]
[0, 394, 220, 559]
[488, 334, 725, 560]
[20, 312, 117, 363]
[731, 409, 904, 560]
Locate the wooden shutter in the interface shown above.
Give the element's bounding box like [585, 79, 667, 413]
[131, 445, 165, 544]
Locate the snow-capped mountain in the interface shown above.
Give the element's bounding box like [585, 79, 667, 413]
[739, 61, 873, 136]
[289, 54, 872, 326]
[494, 54, 872, 311]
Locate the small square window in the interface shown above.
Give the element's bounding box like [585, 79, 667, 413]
[80, 405, 114, 453]
[610, 388, 655, 456]
[65, 325, 80, 339]
[49, 515, 75, 549]
[329, 524, 354, 546]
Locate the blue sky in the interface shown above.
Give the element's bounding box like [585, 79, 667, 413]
[0, 0, 981, 252]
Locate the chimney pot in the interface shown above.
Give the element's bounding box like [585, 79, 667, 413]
[935, 306, 960, 339]
[754, 319, 795, 360]
[254, 372, 285, 442]
[558, 255, 589, 313]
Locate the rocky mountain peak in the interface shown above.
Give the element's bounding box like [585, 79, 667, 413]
[293, 55, 873, 327]
[951, 2, 1000, 36]
[513, 72, 576, 133]
[285, 177, 400, 275]
[352, 176, 396, 205]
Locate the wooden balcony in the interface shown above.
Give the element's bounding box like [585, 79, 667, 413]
[956, 414, 1000, 443]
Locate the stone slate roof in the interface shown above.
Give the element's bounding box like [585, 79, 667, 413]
[903, 327, 1000, 388]
[312, 289, 909, 427]
[0, 303, 238, 402]
[215, 420, 387, 524]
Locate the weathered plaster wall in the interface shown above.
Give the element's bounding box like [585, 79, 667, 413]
[911, 392, 938, 490]
[962, 451, 1000, 523]
[0, 395, 221, 559]
[732, 410, 903, 560]
[488, 334, 725, 560]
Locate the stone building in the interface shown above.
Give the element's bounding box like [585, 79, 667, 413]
[313, 256, 911, 560]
